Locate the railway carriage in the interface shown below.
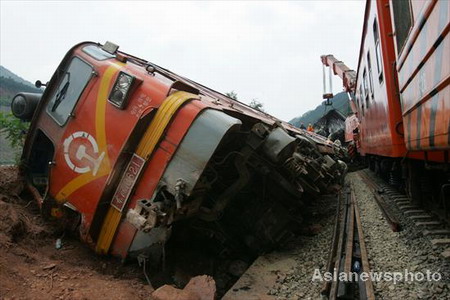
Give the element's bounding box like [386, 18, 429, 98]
[352, 0, 449, 211]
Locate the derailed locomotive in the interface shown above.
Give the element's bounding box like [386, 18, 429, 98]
[11, 42, 347, 263]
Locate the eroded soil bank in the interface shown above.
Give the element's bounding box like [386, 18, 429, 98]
[0, 166, 152, 300]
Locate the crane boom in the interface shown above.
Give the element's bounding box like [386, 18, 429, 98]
[320, 54, 356, 93]
[320, 54, 359, 144]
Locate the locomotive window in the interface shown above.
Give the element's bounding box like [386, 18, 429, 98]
[83, 45, 115, 61]
[47, 57, 94, 125]
[366, 51, 374, 97]
[373, 18, 384, 83]
[392, 0, 412, 55]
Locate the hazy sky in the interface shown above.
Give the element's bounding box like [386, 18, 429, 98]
[0, 1, 365, 121]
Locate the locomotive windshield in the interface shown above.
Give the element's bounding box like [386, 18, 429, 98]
[47, 57, 93, 125]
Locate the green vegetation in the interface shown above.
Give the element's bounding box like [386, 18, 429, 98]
[289, 92, 351, 128]
[225, 91, 265, 112]
[1, 65, 42, 109]
[249, 99, 265, 112]
[0, 111, 28, 148]
[225, 90, 238, 100]
[0, 96, 11, 107]
[0, 76, 41, 94]
[0, 75, 42, 103]
[0, 111, 28, 164]
[0, 65, 39, 164]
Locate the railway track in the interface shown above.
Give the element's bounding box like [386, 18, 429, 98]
[358, 170, 450, 259]
[322, 184, 375, 300]
[222, 171, 450, 299]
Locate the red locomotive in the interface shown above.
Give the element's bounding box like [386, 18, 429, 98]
[11, 41, 347, 264]
[322, 0, 449, 212]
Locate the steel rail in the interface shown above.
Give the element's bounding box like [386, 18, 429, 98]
[329, 188, 349, 300]
[323, 184, 375, 300]
[321, 191, 344, 296]
[353, 189, 375, 300]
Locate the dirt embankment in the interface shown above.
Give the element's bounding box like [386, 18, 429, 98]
[0, 166, 152, 299]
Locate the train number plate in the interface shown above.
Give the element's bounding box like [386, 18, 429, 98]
[110, 154, 145, 212]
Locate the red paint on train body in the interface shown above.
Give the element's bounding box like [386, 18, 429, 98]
[353, 0, 449, 162]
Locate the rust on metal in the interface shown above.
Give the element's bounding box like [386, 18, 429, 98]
[344, 197, 355, 275]
[321, 191, 344, 297]
[328, 187, 350, 300]
[323, 185, 375, 300]
[352, 189, 375, 300]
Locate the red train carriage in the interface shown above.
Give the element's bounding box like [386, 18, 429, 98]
[11, 42, 347, 263]
[352, 0, 449, 210]
[393, 0, 449, 156]
[353, 0, 406, 159]
[390, 0, 450, 207]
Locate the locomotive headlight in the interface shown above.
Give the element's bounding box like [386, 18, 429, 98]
[11, 92, 42, 121]
[108, 71, 135, 109]
[12, 95, 27, 117]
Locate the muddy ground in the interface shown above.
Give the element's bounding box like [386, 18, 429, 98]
[0, 166, 153, 299]
[0, 164, 334, 300]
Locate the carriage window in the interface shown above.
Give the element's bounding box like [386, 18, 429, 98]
[367, 51, 374, 97]
[392, 0, 412, 54]
[359, 84, 365, 116]
[363, 69, 370, 109]
[356, 93, 360, 112]
[47, 57, 93, 125]
[373, 18, 384, 83]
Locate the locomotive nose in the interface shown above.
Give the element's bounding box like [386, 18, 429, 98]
[11, 92, 42, 121]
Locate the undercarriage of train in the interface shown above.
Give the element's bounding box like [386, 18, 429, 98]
[122, 122, 347, 289]
[366, 155, 450, 222]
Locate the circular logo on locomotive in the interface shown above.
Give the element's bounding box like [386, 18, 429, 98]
[63, 131, 105, 175]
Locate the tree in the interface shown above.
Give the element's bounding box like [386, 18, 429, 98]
[0, 111, 28, 148]
[249, 99, 265, 112]
[225, 91, 265, 112]
[225, 91, 238, 100]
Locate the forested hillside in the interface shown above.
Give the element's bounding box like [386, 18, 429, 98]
[289, 92, 351, 127]
[0, 65, 42, 106]
[0, 66, 42, 164]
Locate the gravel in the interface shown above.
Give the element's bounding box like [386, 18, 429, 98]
[349, 171, 450, 300]
[269, 194, 337, 300]
[268, 171, 450, 300]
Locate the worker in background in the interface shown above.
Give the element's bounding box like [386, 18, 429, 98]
[307, 123, 314, 132]
[300, 123, 306, 130]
